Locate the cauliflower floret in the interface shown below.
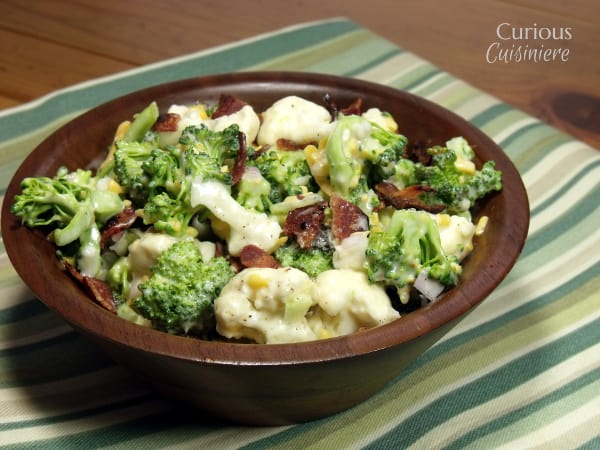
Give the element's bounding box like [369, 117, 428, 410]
[362, 107, 398, 132]
[215, 267, 402, 344]
[257, 95, 332, 146]
[127, 232, 178, 298]
[158, 103, 260, 146]
[214, 267, 318, 344]
[332, 231, 369, 270]
[432, 213, 476, 261]
[190, 179, 282, 256]
[158, 104, 207, 146]
[210, 104, 260, 143]
[312, 269, 400, 337]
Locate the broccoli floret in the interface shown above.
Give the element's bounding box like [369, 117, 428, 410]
[142, 146, 184, 197]
[325, 114, 406, 211]
[368, 122, 408, 181]
[123, 101, 160, 143]
[274, 241, 334, 278]
[415, 143, 502, 214]
[183, 147, 232, 185]
[106, 255, 130, 303]
[113, 140, 155, 205]
[345, 172, 381, 214]
[365, 209, 461, 303]
[136, 125, 245, 236]
[385, 158, 418, 189]
[249, 147, 317, 203]
[179, 123, 240, 185]
[142, 191, 204, 237]
[11, 166, 124, 277]
[137, 145, 205, 236]
[133, 240, 235, 335]
[234, 167, 272, 212]
[97, 102, 160, 178]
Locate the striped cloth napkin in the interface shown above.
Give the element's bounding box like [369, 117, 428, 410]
[0, 18, 598, 449]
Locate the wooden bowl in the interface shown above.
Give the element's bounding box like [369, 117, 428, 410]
[1, 72, 529, 425]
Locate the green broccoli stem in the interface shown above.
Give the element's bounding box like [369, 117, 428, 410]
[123, 101, 159, 142]
[53, 199, 95, 246]
[77, 222, 102, 277]
[326, 115, 362, 196]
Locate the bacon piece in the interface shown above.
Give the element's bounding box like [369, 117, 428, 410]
[154, 113, 180, 132]
[212, 94, 248, 118]
[323, 94, 364, 118]
[239, 244, 280, 269]
[63, 261, 117, 313]
[283, 201, 328, 249]
[101, 206, 139, 251]
[339, 97, 363, 116]
[275, 138, 313, 150]
[404, 142, 433, 166]
[330, 195, 369, 241]
[231, 131, 247, 186]
[374, 182, 445, 213]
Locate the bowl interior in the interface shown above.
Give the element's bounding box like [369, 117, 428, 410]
[1, 71, 529, 364]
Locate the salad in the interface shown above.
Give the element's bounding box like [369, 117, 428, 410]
[11, 93, 502, 344]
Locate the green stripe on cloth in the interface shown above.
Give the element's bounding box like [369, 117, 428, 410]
[0, 17, 598, 449]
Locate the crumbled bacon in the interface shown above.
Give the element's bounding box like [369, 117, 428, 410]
[330, 195, 369, 241]
[231, 131, 247, 186]
[283, 201, 328, 249]
[374, 182, 445, 213]
[323, 93, 364, 118]
[100, 206, 139, 251]
[339, 97, 363, 116]
[63, 261, 117, 313]
[404, 142, 433, 166]
[212, 94, 248, 118]
[239, 244, 280, 269]
[154, 113, 180, 132]
[276, 138, 313, 150]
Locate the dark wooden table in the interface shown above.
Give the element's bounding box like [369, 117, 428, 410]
[1, 0, 598, 148]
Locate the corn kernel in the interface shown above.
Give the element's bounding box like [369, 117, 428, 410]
[114, 120, 131, 142]
[189, 104, 209, 120]
[107, 179, 125, 194]
[186, 227, 199, 238]
[385, 115, 399, 132]
[369, 212, 382, 233]
[454, 158, 476, 175]
[247, 273, 269, 290]
[210, 216, 230, 240]
[319, 329, 332, 339]
[437, 213, 452, 227]
[348, 138, 359, 157]
[475, 216, 489, 236]
[304, 144, 318, 161]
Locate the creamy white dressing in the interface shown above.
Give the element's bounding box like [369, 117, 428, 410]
[433, 213, 476, 260]
[257, 96, 332, 146]
[105, 95, 491, 343]
[78, 224, 101, 277]
[190, 179, 282, 256]
[215, 267, 318, 344]
[215, 267, 400, 344]
[159, 103, 260, 146]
